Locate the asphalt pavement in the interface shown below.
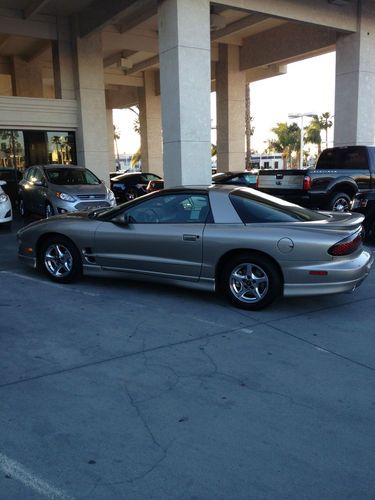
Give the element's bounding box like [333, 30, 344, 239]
[1, 215, 375, 499]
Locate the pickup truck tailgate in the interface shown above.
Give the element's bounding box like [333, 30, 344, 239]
[257, 170, 305, 190]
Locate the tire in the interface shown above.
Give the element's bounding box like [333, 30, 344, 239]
[124, 187, 139, 201]
[45, 202, 54, 219]
[328, 192, 352, 212]
[39, 236, 82, 283]
[18, 197, 29, 217]
[220, 253, 282, 310]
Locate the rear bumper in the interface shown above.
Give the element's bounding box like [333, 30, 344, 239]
[283, 250, 374, 297]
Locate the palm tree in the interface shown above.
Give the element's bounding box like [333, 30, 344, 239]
[319, 112, 333, 149]
[304, 115, 322, 155]
[113, 125, 121, 169]
[268, 122, 300, 168]
[245, 83, 255, 169]
[50, 135, 62, 163]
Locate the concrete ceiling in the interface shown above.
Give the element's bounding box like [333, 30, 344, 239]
[0, 0, 350, 91]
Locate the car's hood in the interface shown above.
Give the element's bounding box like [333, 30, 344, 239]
[17, 210, 95, 235]
[48, 182, 107, 195]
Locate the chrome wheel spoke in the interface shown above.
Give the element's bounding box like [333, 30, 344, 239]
[230, 262, 269, 304]
[44, 243, 73, 277]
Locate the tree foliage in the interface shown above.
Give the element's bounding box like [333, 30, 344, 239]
[268, 122, 300, 167]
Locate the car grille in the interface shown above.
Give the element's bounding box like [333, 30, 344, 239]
[75, 201, 110, 210]
[76, 194, 106, 200]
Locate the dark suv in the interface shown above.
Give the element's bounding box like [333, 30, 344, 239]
[110, 172, 162, 203]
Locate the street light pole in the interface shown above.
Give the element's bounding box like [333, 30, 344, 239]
[288, 112, 316, 168]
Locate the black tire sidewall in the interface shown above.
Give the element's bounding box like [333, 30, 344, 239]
[19, 197, 28, 217]
[221, 253, 282, 310]
[329, 192, 351, 212]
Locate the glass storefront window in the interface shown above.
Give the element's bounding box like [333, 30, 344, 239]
[47, 131, 76, 164]
[0, 130, 25, 170]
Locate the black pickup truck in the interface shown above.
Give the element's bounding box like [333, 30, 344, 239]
[256, 145, 375, 212]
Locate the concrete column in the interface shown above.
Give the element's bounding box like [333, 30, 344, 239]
[74, 30, 109, 182]
[216, 44, 246, 172]
[334, 0, 375, 146]
[11, 56, 43, 97]
[158, 0, 211, 187]
[106, 108, 116, 176]
[52, 17, 75, 100]
[138, 70, 163, 176]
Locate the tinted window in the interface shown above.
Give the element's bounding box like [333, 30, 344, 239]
[123, 193, 210, 224]
[230, 190, 330, 223]
[142, 174, 161, 182]
[45, 168, 100, 185]
[318, 147, 368, 169]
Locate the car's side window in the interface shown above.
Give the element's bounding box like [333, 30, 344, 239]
[123, 193, 210, 224]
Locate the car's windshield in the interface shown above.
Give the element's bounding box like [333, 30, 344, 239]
[45, 168, 101, 185]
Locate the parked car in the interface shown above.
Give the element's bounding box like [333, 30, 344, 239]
[17, 185, 373, 310]
[0, 180, 12, 229]
[110, 172, 162, 202]
[351, 190, 375, 241]
[146, 179, 164, 193]
[212, 170, 258, 188]
[0, 167, 23, 205]
[18, 165, 116, 219]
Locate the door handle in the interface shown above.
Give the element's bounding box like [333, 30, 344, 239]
[183, 234, 199, 241]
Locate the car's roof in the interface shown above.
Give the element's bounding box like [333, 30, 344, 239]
[38, 164, 86, 170]
[112, 171, 160, 180]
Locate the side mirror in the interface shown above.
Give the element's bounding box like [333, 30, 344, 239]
[111, 213, 130, 225]
[34, 180, 44, 187]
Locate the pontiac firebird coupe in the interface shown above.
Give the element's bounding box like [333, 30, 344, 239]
[17, 185, 373, 310]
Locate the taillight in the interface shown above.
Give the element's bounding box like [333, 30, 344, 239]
[303, 175, 311, 191]
[328, 231, 363, 256]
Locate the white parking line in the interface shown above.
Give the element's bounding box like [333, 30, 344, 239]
[0, 452, 73, 499]
[0, 271, 101, 297]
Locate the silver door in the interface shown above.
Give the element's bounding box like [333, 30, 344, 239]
[94, 192, 210, 280]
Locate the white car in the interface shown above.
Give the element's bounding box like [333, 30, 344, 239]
[0, 180, 12, 229]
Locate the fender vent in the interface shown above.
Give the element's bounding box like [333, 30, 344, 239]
[82, 247, 96, 264]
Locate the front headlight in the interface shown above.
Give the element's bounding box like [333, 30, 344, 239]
[107, 189, 115, 201]
[55, 191, 75, 202]
[0, 193, 8, 203]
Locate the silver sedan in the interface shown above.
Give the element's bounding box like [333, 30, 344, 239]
[17, 185, 373, 310]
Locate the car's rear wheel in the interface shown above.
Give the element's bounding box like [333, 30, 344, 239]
[40, 236, 82, 283]
[18, 197, 29, 217]
[329, 192, 351, 212]
[45, 202, 54, 219]
[221, 253, 282, 310]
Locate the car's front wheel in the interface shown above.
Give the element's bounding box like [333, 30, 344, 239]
[221, 253, 282, 310]
[39, 236, 82, 283]
[124, 187, 139, 201]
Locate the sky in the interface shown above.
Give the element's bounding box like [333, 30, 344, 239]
[113, 51, 336, 156]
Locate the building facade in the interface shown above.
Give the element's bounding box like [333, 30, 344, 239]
[0, 0, 374, 188]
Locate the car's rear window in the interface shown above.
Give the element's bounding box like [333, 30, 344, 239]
[230, 190, 330, 223]
[45, 168, 101, 185]
[317, 147, 368, 169]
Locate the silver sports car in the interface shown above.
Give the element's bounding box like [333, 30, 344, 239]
[17, 185, 373, 310]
